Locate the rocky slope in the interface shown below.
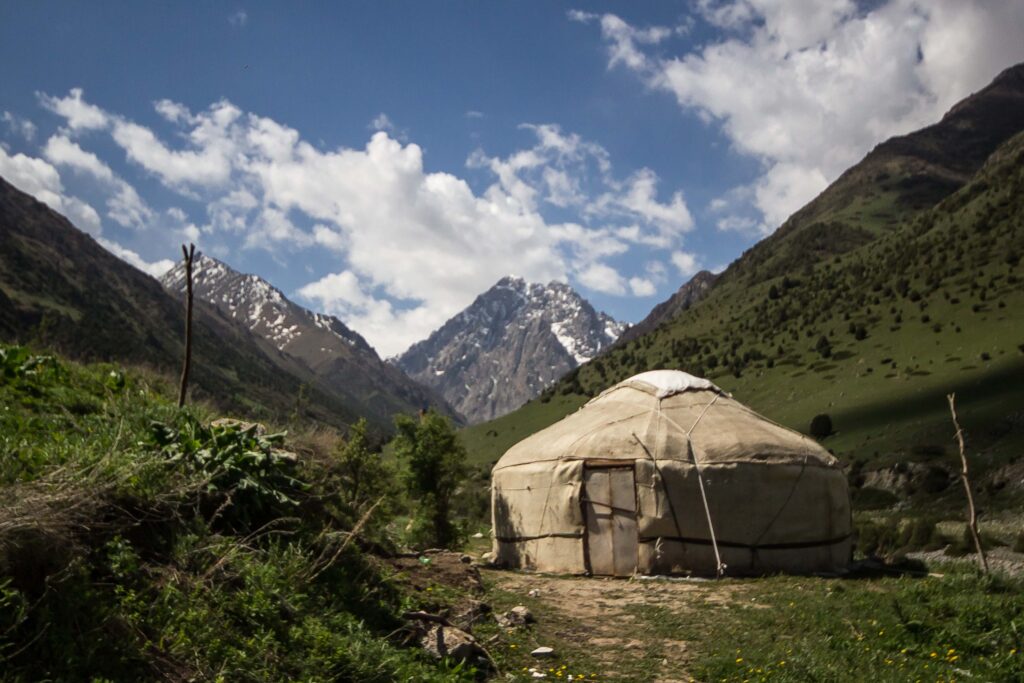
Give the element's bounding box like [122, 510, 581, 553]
[161, 254, 454, 426]
[726, 62, 1024, 286]
[616, 270, 718, 345]
[396, 276, 623, 423]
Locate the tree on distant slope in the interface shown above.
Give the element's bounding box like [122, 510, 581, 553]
[815, 335, 832, 358]
[393, 410, 467, 548]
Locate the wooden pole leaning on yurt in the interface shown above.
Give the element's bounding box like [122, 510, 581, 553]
[657, 393, 726, 578]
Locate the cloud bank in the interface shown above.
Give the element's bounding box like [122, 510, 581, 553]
[25, 90, 694, 355]
[576, 0, 1024, 233]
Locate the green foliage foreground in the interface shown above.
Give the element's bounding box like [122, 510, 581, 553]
[0, 346, 473, 682]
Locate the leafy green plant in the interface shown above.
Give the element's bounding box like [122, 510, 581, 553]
[147, 416, 305, 529]
[0, 346, 63, 391]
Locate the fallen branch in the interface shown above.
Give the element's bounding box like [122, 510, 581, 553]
[306, 495, 385, 582]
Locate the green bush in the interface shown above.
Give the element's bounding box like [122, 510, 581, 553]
[809, 413, 834, 439]
[328, 417, 398, 534]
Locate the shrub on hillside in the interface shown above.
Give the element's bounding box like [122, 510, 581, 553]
[148, 416, 305, 531]
[393, 410, 468, 549]
[814, 335, 832, 358]
[328, 418, 398, 533]
[809, 413, 833, 439]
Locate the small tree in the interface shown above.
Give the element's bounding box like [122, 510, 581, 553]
[814, 335, 832, 358]
[333, 418, 396, 526]
[393, 410, 468, 549]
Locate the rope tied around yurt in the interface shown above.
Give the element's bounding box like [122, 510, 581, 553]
[658, 393, 727, 578]
[631, 409, 685, 545]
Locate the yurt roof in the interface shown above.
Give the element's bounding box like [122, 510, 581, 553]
[494, 370, 837, 471]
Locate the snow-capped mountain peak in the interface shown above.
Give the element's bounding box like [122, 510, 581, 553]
[160, 253, 457, 425]
[162, 253, 369, 355]
[396, 275, 624, 423]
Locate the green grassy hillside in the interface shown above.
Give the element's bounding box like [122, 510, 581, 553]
[0, 345, 475, 681]
[463, 130, 1024, 514]
[729, 62, 1024, 285]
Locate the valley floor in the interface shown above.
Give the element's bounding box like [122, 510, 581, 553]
[474, 558, 1024, 682]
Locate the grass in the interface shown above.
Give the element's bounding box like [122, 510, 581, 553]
[461, 392, 587, 467]
[0, 346, 476, 682]
[678, 569, 1024, 682]
[476, 567, 1024, 683]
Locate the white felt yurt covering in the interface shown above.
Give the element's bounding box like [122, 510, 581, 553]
[491, 371, 852, 576]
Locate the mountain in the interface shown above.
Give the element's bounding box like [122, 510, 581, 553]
[461, 63, 1024, 511]
[0, 176, 362, 429]
[161, 254, 454, 426]
[726, 62, 1024, 286]
[396, 276, 624, 424]
[616, 270, 718, 345]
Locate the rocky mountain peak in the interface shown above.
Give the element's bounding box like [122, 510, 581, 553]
[160, 253, 455, 425]
[396, 276, 624, 423]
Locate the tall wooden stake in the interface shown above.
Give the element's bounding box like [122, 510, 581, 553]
[177, 243, 196, 408]
[947, 393, 989, 574]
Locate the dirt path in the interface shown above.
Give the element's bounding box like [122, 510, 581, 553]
[483, 570, 747, 682]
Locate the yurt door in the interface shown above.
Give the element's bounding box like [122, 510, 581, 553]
[583, 466, 638, 577]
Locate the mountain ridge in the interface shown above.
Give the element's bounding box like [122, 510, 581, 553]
[461, 64, 1024, 490]
[0, 176, 363, 429]
[161, 253, 457, 426]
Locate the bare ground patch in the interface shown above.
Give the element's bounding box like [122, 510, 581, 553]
[482, 570, 748, 681]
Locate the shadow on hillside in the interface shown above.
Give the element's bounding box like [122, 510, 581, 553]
[828, 359, 1024, 437]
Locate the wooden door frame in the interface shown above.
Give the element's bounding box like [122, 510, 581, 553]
[580, 462, 638, 576]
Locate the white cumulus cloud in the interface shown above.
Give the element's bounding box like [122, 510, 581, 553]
[0, 146, 101, 234]
[27, 89, 707, 355]
[581, 1, 1024, 233]
[98, 238, 175, 278]
[2, 111, 36, 141]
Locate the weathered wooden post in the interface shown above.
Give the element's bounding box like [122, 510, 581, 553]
[947, 393, 989, 574]
[177, 243, 195, 408]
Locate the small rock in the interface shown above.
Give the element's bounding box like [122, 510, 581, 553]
[481, 551, 494, 562]
[510, 605, 534, 623]
[472, 532, 484, 539]
[496, 604, 534, 628]
[531, 646, 555, 658]
[420, 624, 483, 662]
[460, 554, 472, 564]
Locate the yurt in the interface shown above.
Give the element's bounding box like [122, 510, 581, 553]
[490, 370, 852, 577]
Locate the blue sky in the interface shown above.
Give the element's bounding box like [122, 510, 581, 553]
[1, 1, 1022, 356]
